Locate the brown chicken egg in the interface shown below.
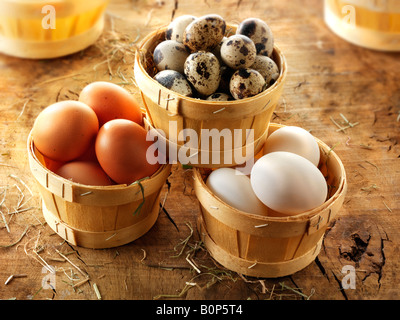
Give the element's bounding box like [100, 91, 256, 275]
[79, 81, 143, 127]
[32, 100, 99, 162]
[55, 161, 113, 186]
[95, 119, 161, 185]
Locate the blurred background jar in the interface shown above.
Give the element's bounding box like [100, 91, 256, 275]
[324, 0, 400, 51]
[0, 0, 109, 59]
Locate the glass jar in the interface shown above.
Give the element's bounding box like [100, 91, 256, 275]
[324, 0, 400, 51]
[0, 0, 109, 59]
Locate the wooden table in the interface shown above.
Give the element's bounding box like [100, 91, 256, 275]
[0, 0, 399, 301]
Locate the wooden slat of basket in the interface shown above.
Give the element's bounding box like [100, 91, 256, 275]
[29, 132, 170, 207]
[144, 117, 269, 168]
[193, 169, 311, 238]
[43, 197, 160, 249]
[198, 217, 323, 278]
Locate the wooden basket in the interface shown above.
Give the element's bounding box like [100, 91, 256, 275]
[193, 123, 347, 278]
[0, 0, 109, 59]
[134, 24, 287, 168]
[144, 117, 268, 168]
[27, 131, 172, 249]
[324, 0, 400, 51]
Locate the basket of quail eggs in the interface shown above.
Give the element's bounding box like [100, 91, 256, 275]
[134, 14, 287, 167]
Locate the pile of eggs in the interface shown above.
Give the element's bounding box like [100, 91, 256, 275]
[206, 126, 329, 216]
[152, 14, 279, 100]
[31, 82, 161, 186]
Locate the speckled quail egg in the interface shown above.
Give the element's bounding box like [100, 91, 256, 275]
[154, 70, 193, 96]
[220, 34, 257, 70]
[251, 55, 280, 88]
[183, 14, 226, 52]
[236, 17, 274, 57]
[230, 68, 265, 100]
[184, 51, 221, 96]
[165, 15, 197, 43]
[218, 65, 235, 93]
[206, 92, 232, 101]
[212, 36, 227, 64]
[153, 40, 190, 74]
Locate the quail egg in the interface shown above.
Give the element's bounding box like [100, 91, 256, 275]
[230, 68, 265, 100]
[165, 15, 197, 43]
[218, 65, 235, 93]
[206, 92, 232, 101]
[212, 36, 227, 64]
[183, 14, 226, 52]
[184, 51, 221, 96]
[236, 17, 274, 57]
[220, 34, 257, 70]
[153, 40, 190, 74]
[154, 70, 193, 96]
[251, 55, 280, 88]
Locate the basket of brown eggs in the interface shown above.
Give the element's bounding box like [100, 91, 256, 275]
[27, 82, 172, 249]
[134, 14, 287, 168]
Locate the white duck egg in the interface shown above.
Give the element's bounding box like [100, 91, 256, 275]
[206, 168, 268, 216]
[250, 152, 328, 215]
[263, 126, 320, 166]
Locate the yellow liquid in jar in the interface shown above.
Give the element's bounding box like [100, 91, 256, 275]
[326, 0, 400, 33]
[324, 0, 400, 51]
[0, 2, 107, 41]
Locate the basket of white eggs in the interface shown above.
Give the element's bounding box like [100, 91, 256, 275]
[134, 14, 287, 168]
[193, 123, 347, 278]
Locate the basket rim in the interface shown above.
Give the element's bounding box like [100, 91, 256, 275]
[27, 129, 171, 192]
[143, 116, 268, 153]
[135, 24, 288, 107]
[193, 122, 347, 223]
